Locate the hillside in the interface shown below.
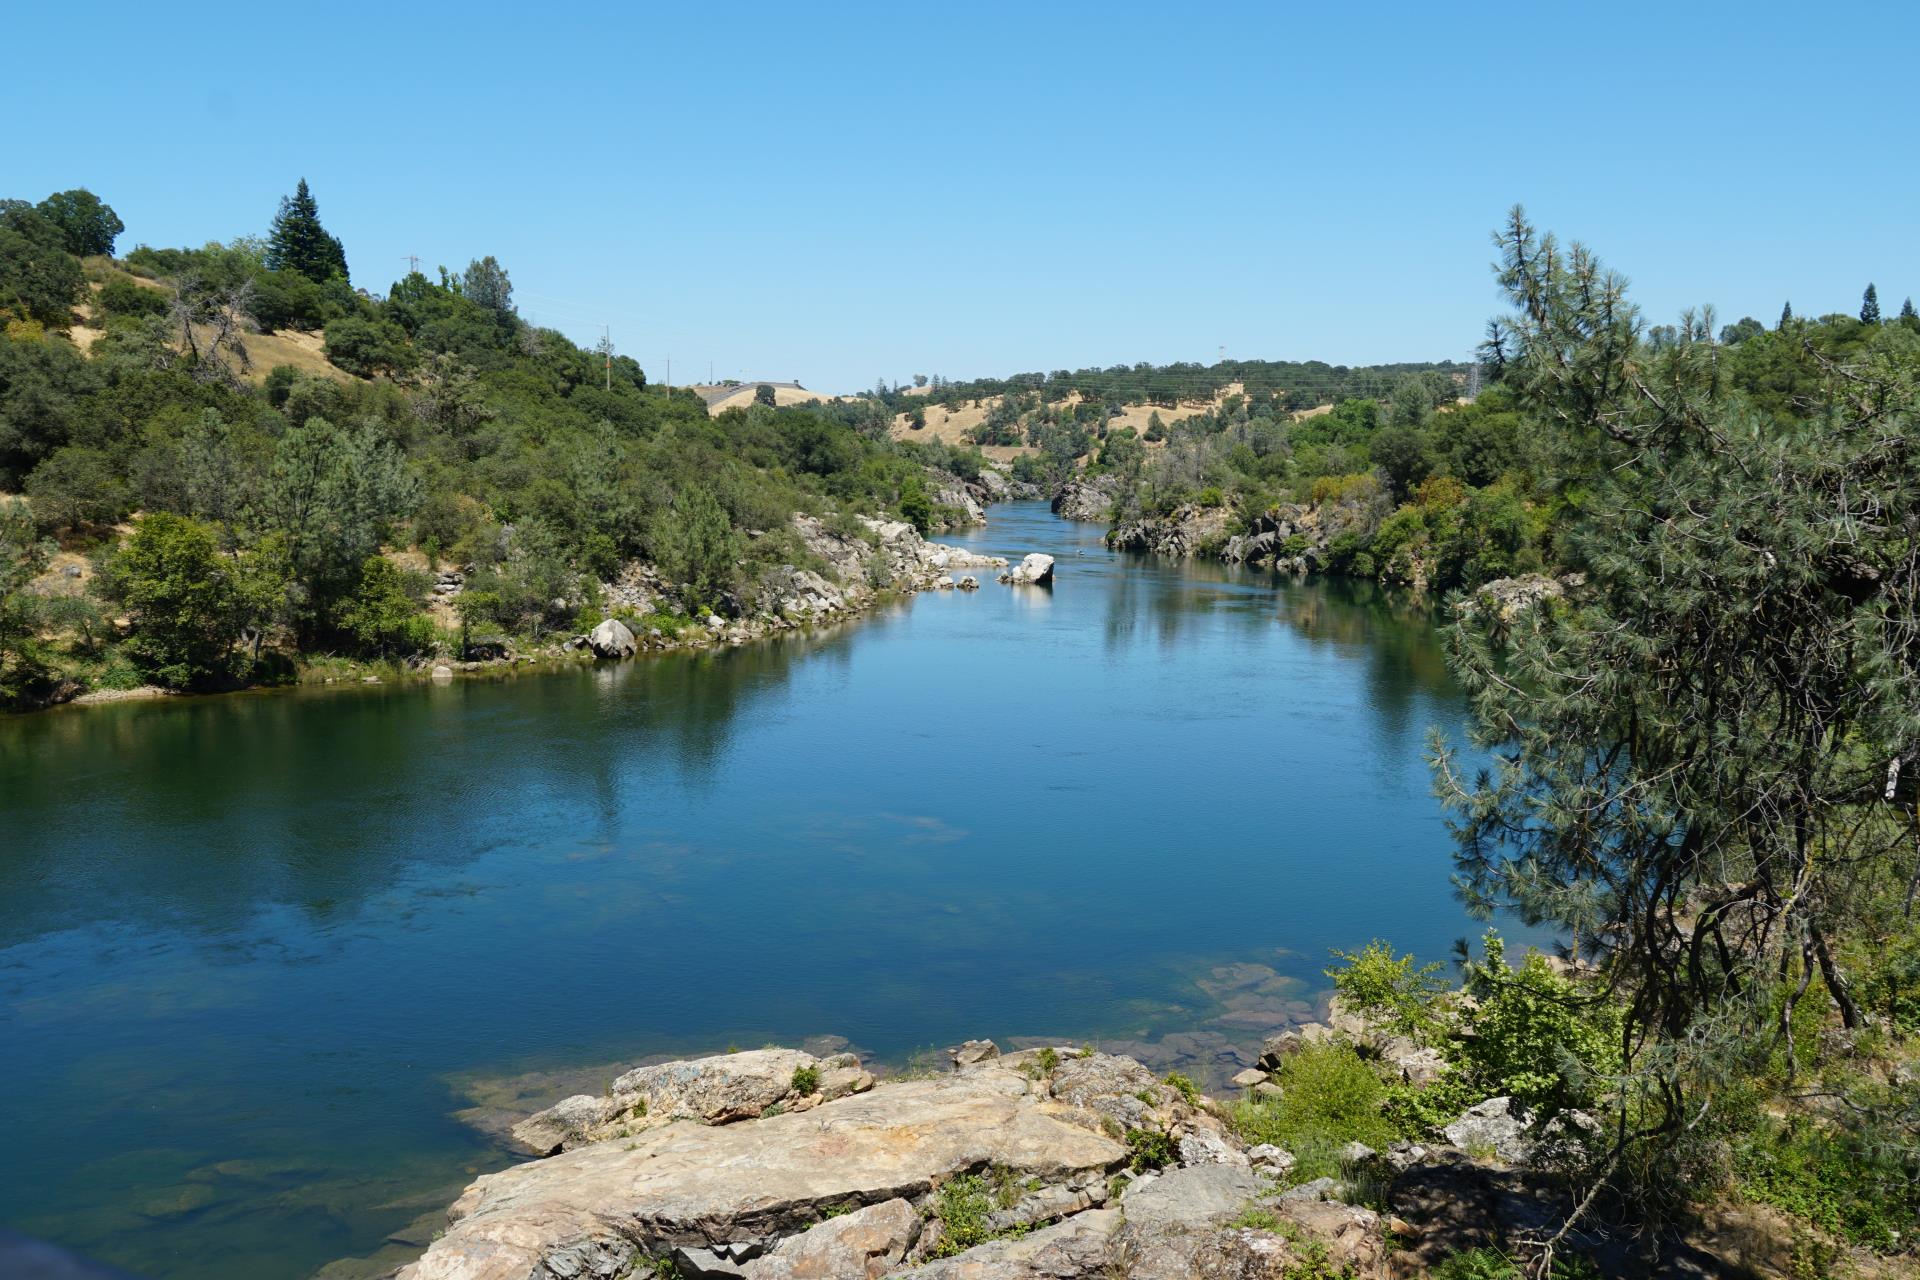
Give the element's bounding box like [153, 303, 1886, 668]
[0, 183, 994, 711]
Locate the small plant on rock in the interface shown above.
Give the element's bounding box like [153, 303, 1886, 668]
[1125, 1127, 1177, 1171]
[791, 1064, 820, 1095]
[1163, 1071, 1201, 1107]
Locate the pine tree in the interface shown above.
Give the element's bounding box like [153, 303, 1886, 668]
[1901, 297, 1917, 321]
[1778, 300, 1793, 329]
[265, 179, 349, 284]
[1860, 282, 1880, 323]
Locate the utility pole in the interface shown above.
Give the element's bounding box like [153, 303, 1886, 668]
[403, 254, 421, 275]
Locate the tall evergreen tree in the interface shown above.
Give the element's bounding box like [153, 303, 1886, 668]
[1439, 207, 1920, 1233]
[1778, 300, 1793, 328]
[1902, 296, 1918, 321]
[1861, 282, 1881, 323]
[264, 179, 349, 284]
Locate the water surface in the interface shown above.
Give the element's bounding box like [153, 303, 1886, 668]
[1, 502, 1483, 1278]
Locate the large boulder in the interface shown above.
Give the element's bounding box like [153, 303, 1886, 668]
[587, 618, 637, 659]
[998, 553, 1055, 586]
[1441, 1096, 1532, 1165]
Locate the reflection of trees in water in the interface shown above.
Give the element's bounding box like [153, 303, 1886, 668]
[0, 626, 845, 949]
[1097, 553, 1459, 727]
[1278, 576, 1457, 702]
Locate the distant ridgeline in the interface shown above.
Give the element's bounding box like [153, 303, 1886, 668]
[882, 358, 1465, 412]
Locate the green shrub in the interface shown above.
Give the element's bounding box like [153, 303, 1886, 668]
[1461, 933, 1619, 1116]
[1226, 1041, 1394, 1179]
[1733, 1117, 1917, 1251]
[930, 1175, 994, 1256]
[97, 276, 168, 320]
[1328, 940, 1448, 1041]
[1163, 1071, 1200, 1107]
[1125, 1128, 1176, 1171]
[790, 1064, 820, 1096]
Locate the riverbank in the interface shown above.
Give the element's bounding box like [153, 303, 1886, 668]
[18, 511, 1020, 716]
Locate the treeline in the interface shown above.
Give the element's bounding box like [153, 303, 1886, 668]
[0, 182, 977, 706]
[1100, 296, 1920, 593]
[887, 357, 1462, 414]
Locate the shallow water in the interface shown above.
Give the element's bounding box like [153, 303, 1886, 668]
[1, 502, 1490, 1278]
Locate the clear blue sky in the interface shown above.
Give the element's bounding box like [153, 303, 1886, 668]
[10, 1, 1916, 391]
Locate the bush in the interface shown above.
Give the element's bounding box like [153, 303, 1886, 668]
[24, 446, 130, 532]
[790, 1064, 820, 1096]
[930, 1175, 995, 1256]
[337, 556, 434, 657]
[1226, 1041, 1394, 1178]
[1328, 940, 1448, 1040]
[1460, 933, 1619, 1116]
[324, 314, 413, 378]
[1125, 1128, 1176, 1171]
[103, 512, 247, 689]
[96, 276, 168, 320]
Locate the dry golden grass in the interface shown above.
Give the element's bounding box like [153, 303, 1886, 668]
[697, 384, 834, 416]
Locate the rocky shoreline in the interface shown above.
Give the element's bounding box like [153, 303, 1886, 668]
[29, 494, 1053, 715]
[370, 1008, 1740, 1280]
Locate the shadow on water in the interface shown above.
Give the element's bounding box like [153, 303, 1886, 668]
[0, 503, 1492, 1280]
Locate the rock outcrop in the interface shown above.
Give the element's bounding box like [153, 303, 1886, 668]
[510, 1048, 873, 1155]
[1051, 474, 1122, 523]
[405, 1065, 1126, 1280]
[1107, 503, 1233, 559]
[390, 1034, 1694, 1280]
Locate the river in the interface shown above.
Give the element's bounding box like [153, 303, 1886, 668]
[0, 502, 1486, 1278]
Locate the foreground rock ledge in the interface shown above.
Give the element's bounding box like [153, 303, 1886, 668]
[398, 1043, 1395, 1280]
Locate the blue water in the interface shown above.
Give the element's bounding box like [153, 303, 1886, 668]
[0, 503, 1486, 1278]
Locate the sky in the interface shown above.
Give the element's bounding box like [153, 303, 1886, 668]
[8, 1, 1917, 392]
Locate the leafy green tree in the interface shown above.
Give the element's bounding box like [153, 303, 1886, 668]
[262, 417, 418, 639]
[754, 382, 777, 407]
[0, 497, 52, 699]
[1369, 424, 1433, 500]
[337, 555, 434, 657]
[23, 445, 130, 531]
[324, 314, 413, 379]
[0, 201, 85, 326]
[1717, 315, 1763, 345]
[34, 189, 124, 257]
[264, 179, 348, 283]
[104, 512, 248, 688]
[1860, 282, 1880, 323]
